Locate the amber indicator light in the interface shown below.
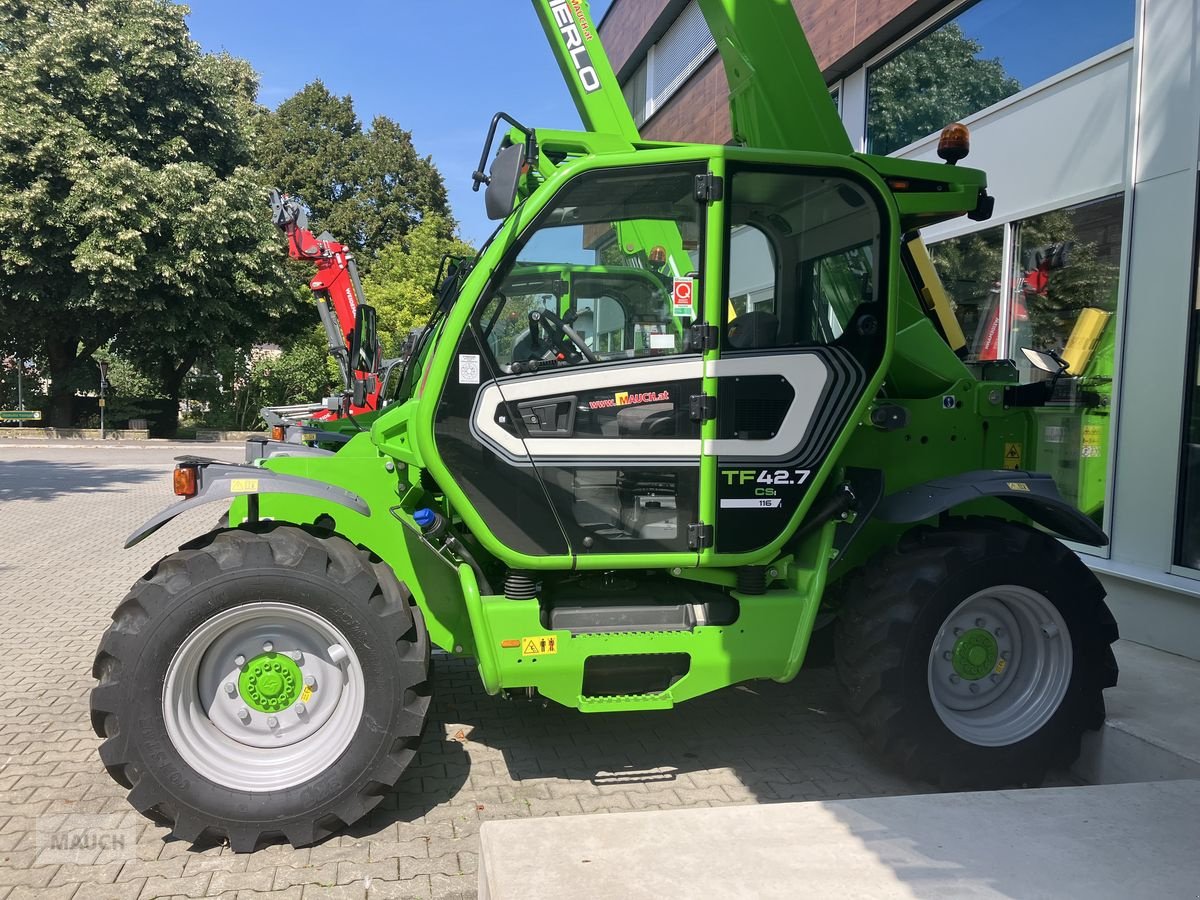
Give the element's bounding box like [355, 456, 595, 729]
[173, 465, 198, 498]
[937, 123, 971, 164]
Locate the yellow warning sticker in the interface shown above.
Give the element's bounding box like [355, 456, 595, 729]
[230, 478, 260, 493]
[522, 636, 558, 656]
[1007, 482, 1031, 493]
[994, 657, 1008, 675]
[299, 685, 314, 703]
[1003, 442, 1023, 470]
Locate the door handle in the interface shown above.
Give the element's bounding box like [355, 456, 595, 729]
[517, 396, 576, 436]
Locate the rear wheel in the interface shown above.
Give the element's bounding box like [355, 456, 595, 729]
[91, 525, 430, 850]
[834, 518, 1118, 789]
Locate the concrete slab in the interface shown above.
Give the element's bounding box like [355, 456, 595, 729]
[478, 780, 1200, 899]
[1075, 640, 1200, 783]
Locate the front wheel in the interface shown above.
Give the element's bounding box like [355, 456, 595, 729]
[90, 525, 430, 850]
[834, 518, 1118, 789]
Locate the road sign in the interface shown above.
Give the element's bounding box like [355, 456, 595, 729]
[0, 410, 41, 421]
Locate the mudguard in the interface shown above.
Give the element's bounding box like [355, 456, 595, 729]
[125, 459, 370, 548]
[244, 436, 337, 462]
[875, 469, 1108, 546]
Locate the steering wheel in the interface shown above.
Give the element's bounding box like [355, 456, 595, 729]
[528, 309, 599, 364]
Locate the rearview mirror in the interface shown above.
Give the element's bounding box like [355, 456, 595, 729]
[350, 304, 380, 375]
[485, 143, 526, 221]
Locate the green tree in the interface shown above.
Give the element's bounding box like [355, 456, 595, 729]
[0, 0, 299, 426]
[361, 216, 474, 354]
[868, 23, 1021, 155]
[259, 82, 453, 262]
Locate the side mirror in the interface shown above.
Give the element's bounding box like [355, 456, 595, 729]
[351, 378, 367, 408]
[1021, 347, 1068, 375]
[350, 304, 380, 375]
[485, 143, 526, 221]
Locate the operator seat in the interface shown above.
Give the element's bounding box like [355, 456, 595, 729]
[726, 309, 780, 350]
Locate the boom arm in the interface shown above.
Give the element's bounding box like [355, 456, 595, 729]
[269, 190, 367, 391]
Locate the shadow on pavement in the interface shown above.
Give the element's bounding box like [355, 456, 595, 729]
[0, 459, 161, 502]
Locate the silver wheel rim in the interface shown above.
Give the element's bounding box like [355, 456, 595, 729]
[163, 602, 364, 792]
[926, 585, 1072, 747]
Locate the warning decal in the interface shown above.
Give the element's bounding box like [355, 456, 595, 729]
[1003, 442, 1023, 470]
[230, 478, 260, 493]
[522, 636, 558, 656]
[672, 277, 695, 317]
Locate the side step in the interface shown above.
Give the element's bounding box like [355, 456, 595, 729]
[543, 577, 738, 635]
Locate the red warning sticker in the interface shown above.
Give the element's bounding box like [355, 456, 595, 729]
[672, 277, 695, 317]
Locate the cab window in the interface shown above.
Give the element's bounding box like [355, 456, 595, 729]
[724, 169, 883, 359]
[475, 164, 706, 373]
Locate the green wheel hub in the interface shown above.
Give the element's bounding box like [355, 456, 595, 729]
[238, 652, 302, 712]
[951, 628, 999, 681]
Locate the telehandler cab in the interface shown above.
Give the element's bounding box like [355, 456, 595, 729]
[91, 0, 1117, 850]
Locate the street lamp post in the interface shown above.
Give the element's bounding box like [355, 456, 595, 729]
[98, 360, 108, 440]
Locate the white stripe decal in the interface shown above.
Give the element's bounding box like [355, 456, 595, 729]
[473, 358, 703, 460]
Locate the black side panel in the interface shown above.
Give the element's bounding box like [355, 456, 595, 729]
[434, 328, 569, 557]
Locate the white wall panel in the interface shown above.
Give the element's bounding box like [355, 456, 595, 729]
[899, 49, 1133, 241]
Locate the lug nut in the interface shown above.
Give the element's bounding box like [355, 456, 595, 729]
[995, 627, 1005, 637]
[234, 654, 246, 667]
[327, 643, 349, 666]
[969, 683, 980, 694]
[296, 703, 308, 718]
[975, 618, 986, 628]
[263, 641, 274, 653]
[943, 651, 952, 661]
[991, 674, 1002, 683]
[305, 675, 317, 688]
[237, 707, 251, 723]
[223, 682, 237, 697]
[1001, 650, 1011, 660]
[290, 650, 304, 663]
[953, 627, 962, 637]
[949, 674, 960, 684]
[267, 716, 279, 728]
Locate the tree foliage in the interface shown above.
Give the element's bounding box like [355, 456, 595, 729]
[361, 216, 474, 355]
[0, 0, 300, 426]
[868, 23, 1021, 155]
[259, 82, 453, 262]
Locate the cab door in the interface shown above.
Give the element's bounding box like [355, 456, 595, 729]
[711, 165, 890, 555]
[434, 162, 711, 563]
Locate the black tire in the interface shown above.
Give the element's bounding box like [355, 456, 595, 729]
[90, 525, 431, 851]
[834, 517, 1118, 789]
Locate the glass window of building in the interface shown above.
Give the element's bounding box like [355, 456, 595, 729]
[1015, 195, 1123, 524]
[620, 0, 715, 125]
[927, 225, 1004, 358]
[1176, 244, 1200, 570]
[648, 0, 716, 111]
[623, 59, 649, 127]
[867, 0, 1135, 155]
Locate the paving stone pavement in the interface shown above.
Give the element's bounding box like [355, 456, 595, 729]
[0, 441, 1063, 899]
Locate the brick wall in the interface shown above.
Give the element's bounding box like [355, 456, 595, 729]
[599, 0, 945, 142]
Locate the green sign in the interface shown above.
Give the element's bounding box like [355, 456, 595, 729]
[0, 410, 42, 421]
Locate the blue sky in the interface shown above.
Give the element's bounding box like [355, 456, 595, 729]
[952, 0, 1135, 88]
[187, 0, 612, 247]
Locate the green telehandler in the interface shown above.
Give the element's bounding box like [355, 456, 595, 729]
[91, 0, 1118, 850]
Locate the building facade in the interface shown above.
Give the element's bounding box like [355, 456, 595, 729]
[599, 0, 1200, 659]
